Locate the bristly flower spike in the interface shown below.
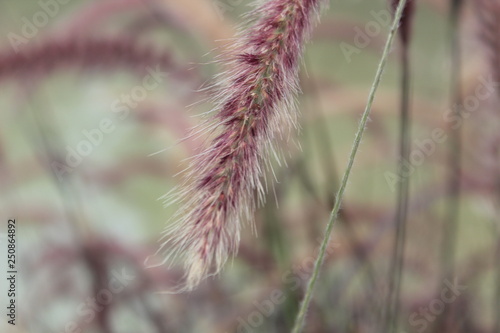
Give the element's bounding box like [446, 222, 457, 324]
[150, 0, 325, 291]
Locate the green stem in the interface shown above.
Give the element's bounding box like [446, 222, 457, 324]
[438, 0, 463, 329]
[384, 39, 411, 333]
[290, 1, 409, 332]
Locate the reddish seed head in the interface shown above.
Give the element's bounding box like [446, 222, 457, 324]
[153, 0, 325, 291]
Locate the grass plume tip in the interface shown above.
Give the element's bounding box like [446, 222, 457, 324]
[149, 0, 325, 292]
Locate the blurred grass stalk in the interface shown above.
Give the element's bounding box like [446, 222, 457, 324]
[384, 1, 414, 332]
[291, 0, 409, 331]
[438, 0, 463, 329]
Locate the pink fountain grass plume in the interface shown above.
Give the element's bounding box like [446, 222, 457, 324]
[152, 0, 325, 291]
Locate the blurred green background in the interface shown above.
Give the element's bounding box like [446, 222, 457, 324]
[0, 0, 498, 332]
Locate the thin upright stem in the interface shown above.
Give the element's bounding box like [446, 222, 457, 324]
[304, 56, 380, 316]
[439, 0, 463, 329]
[442, 0, 463, 274]
[384, 42, 411, 333]
[290, 1, 409, 331]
